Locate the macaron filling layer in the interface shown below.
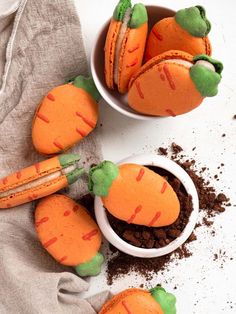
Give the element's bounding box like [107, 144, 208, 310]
[114, 8, 132, 85]
[0, 164, 77, 198]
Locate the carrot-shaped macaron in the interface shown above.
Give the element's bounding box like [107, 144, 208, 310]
[104, 0, 148, 93]
[128, 51, 223, 116]
[32, 76, 100, 155]
[89, 161, 180, 227]
[99, 286, 176, 314]
[145, 5, 212, 62]
[35, 194, 104, 277]
[0, 154, 83, 209]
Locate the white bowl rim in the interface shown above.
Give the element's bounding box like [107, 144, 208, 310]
[90, 5, 176, 121]
[95, 153, 199, 258]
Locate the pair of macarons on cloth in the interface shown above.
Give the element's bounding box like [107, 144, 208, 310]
[0, 1, 224, 313]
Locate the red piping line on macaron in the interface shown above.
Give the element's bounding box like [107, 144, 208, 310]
[59, 256, 68, 263]
[82, 229, 98, 241]
[63, 210, 71, 216]
[36, 112, 50, 123]
[2, 178, 8, 185]
[148, 212, 161, 227]
[166, 109, 176, 117]
[122, 301, 132, 314]
[47, 93, 55, 101]
[161, 182, 168, 194]
[126, 58, 138, 68]
[35, 217, 49, 227]
[163, 65, 176, 90]
[152, 28, 163, 41]
[76, 128, 87, 138]
[76, 112, 95, 128]
[16, 172, 22, 179]
[128, 44, 140, 53]
[53, 141, 64, 150]
[35, 163, 40, 174]
[127, 205, 142, 224]
[73, 205, 80, 212]
[136, 168, 145, 181]
[43, 237, 58, 248]
[135, 81, 144, 99]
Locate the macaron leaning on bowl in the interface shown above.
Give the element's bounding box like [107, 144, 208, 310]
[128, 51, 223, 116]
[104, 0, 148, 94]
[145, 5, 212, 61]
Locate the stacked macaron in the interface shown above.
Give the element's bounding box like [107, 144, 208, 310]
[104, 1, 223, 116]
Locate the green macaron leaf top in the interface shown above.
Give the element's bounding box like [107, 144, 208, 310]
[113, 0, 132, 21]
[128, 3, 148, 28]
[75, 252, 105, 277]
[150, 286, 177, 314]
[193, 54, 223, 75]
[88, 161, 119, 197]
[66, 168, 85, 185]
[190, 54, 223, 97]
[72, 76, 101, 102]
[175, 5, 211, 37]
[59, 154, 81, 168]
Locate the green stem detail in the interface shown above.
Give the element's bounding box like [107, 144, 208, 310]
[75, 252, 105, 277]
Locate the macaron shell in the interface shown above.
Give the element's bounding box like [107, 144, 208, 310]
[118, 23, 148, 93]
[128, 53, 203, 116]
[0, 175, 68, 209]
[32, 85, 98, 155]
[102, 164, 180, 227]
[145, 17, 211, 62]
[35, 194, 102, 266]
[0, 156, 61, 193]
[104, 19, 122, 89]
[99, 288, 164, 314]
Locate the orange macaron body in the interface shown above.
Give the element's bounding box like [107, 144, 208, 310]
[32, 76, 100, 155]
[104, 0, 148, 94]
[128, 50, 223, 116]
[90, 162, 180, 227]
[145, 6, 212, 62]
[99, 288, 164, 314]
[35, 194, 102, 266]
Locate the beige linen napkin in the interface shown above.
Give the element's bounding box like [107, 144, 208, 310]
[0, 0, 109, 313]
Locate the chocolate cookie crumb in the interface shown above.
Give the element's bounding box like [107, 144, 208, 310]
[158, 147, 168, 155]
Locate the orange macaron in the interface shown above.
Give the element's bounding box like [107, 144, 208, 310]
[0, 154, 83, 209]
[35, 194, 104, 277]
[89, 161, 180, 227]
[99, 286, 176, 314]
[128, 51, 223, 116]
[104, 0, 148, 94]
[32, 76, 100, 155]
[145, 5, 212, 62]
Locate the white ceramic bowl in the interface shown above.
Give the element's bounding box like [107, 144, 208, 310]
[90, 5, 176, 120]
[95, 154, 199, 258]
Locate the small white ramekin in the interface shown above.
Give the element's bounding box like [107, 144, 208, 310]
[95, 154, 199, 258]
[90, 5, 176, 120]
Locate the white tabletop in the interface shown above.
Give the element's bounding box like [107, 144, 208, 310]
[75, 1, 236, 313]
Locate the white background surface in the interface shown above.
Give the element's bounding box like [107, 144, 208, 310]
[75, 1, 236, 313]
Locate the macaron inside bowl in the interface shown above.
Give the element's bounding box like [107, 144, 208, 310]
[35, 194, 104, 277]
[128, 50, 223, 116]
[89, 161, 180, 227]
[0, 154, 83, 209]
[99, 285, 176, 314]
[145, 5, 212, 62]
[32, 76, 100, 155]
[104, 0, 148, 94]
